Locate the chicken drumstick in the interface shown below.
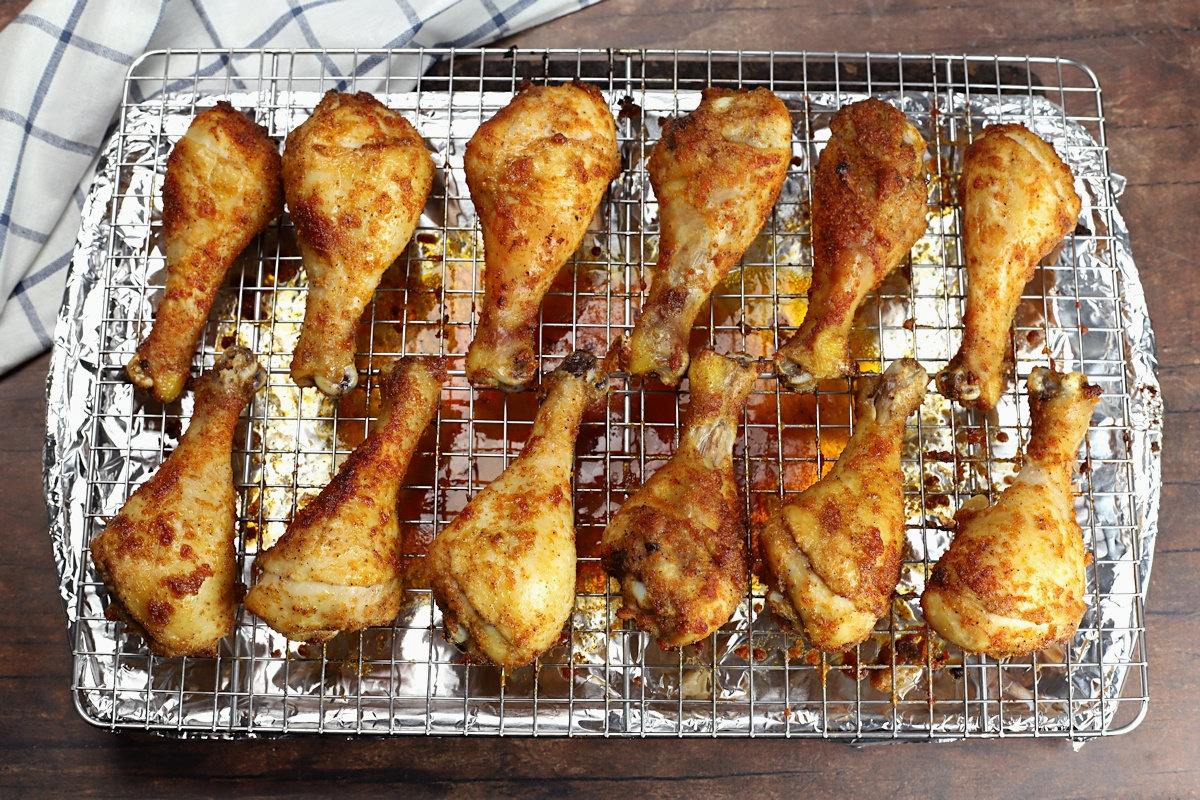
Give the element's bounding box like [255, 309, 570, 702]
[286, 91, 434, 397]
[126, 103, 281, 403]
[936, 124, 1081, 411]
[92, 347, 263, 656]
[774, 99, 927, 392]
[601, 349, 758, 648]
[245, 356, 445, 642]
[760, 358, 927, 651]
[922, 368, 1100, 658]
[428, 350, 609, 667]
[465, 83, 620, 391]
[625, 87, 792, 386]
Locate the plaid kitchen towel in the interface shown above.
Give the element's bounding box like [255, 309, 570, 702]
[0, 0, 601, 375]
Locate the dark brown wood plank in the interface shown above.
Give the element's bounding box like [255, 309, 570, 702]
[0, 0, 29, 29]
[2, 1, 1198, 797]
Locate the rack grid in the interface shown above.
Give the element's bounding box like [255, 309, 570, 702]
[56, 48, 1152, 739]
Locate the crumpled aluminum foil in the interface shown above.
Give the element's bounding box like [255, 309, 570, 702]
[44, 77, 1161, 741]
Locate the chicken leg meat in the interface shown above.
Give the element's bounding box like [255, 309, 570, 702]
[286, 90, 434, 397]
[464, 82, 620, 390]
[936, 124, 1081, 411]
[922, 368, 1100, 658]
[774, 99, 927, 392]
[625, 87, 792, 386]
[760, 357, 927, 651]
[601, 349, 758, 648]
[427, 350, 608, 667]
[92, 347, 264, 656]
[245, 356, 445, 642]
[127, 103, 281, 403]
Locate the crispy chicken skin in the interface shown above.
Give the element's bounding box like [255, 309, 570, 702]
[601, 350, 758, 648]
[92, 347, 264, 656]
[126, 104, 281, 403]
[285, 90, 435, 397]
[936, 124, 1081, 410]
[922, 368, 1100, 658]
[464, 82, 620, 391]
[774, 99, 927, 392]
[427, 351, 608, 667]
[625, 88, 792, 386]
[245, 357, 445, 642]
[760, 358, 927, 651]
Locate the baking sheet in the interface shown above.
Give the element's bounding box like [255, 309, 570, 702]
[43, 49, 1161, 740]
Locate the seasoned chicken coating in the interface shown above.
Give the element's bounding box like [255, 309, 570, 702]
[427, 351, 608, 667]
[127, 103, 281, 403]
[625, 88, 792, 386]
[774, 99, 927, 392]
[922, 368, 1100, 658]
[245, 356, 445, 642]
[464, 82, 620, 390]
[601, 349, 757, 648]
[92, 347, 263, 656]
[760, 358, 927, 651]
[286, 90, 435, 397]
[937, 124, 1081, 410]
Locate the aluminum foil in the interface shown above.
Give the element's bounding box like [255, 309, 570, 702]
[44, 75, 1161, 740]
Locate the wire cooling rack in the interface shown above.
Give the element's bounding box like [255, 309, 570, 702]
[48, 48, 1159, 740]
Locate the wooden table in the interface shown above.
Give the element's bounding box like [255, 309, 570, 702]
[2, 1, 1196, 796]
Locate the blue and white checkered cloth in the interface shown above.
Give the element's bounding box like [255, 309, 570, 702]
[0, 0, 600, 375]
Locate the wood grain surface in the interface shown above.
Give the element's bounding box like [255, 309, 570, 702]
[1, 0, 1197, 797]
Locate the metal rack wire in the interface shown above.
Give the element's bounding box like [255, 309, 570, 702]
[61, 48, 1152, 739]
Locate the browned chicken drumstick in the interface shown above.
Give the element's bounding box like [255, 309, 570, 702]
[92, 347, 264, 656]
[936, 124, 1081, 411]
[759, 358, 927, 651]
[774, 99, 927, 392]
[245, 356, 445, 642]
[286, 90, 435, 397]
[922, 368, 1100, 658]
[427, 350, 608, 667]
[465, 83, 620, 390]
[625, 87, 792, 386]
[601, 349, 758, 648]
[127, 104, 281, 403]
